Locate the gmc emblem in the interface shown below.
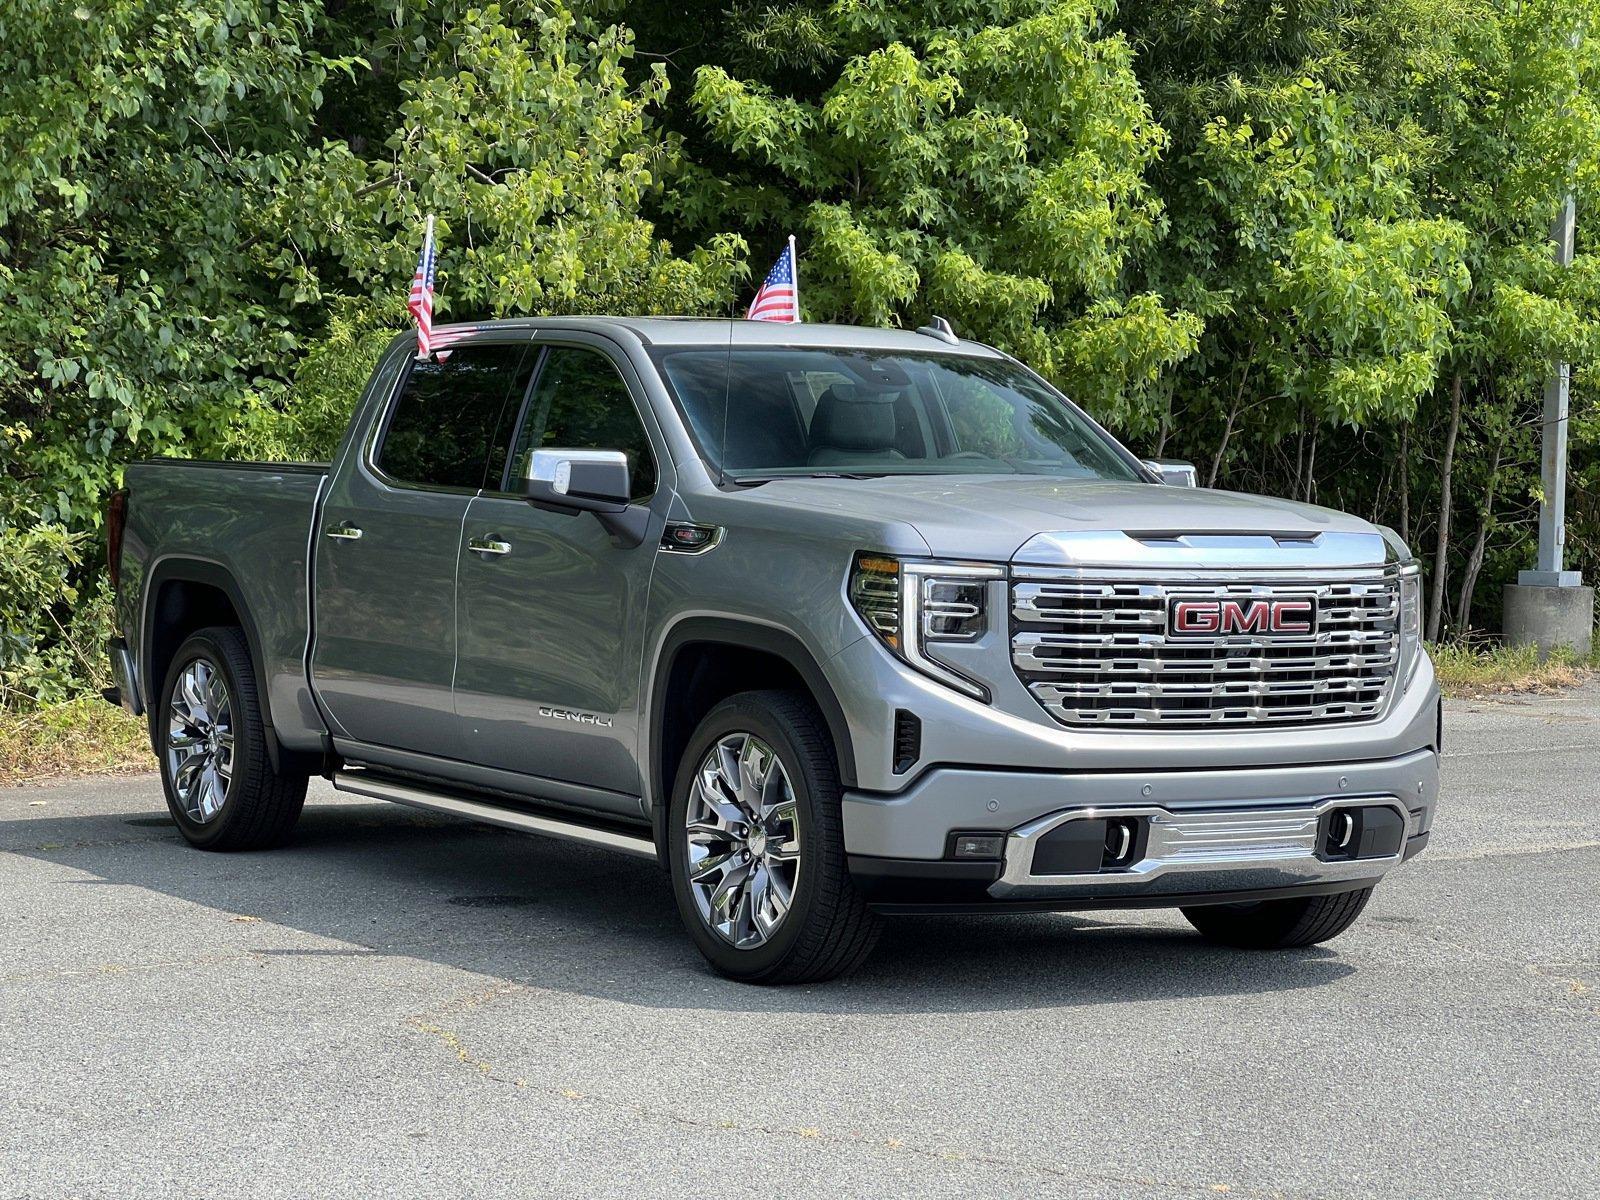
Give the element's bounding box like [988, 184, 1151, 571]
[1168, 597, 1317, 637]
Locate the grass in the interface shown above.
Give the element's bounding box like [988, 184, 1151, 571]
[0, 697, 149, 787]
[1430, 640, 1599, 698]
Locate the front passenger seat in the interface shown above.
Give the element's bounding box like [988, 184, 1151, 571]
[807, 386, 905, 467]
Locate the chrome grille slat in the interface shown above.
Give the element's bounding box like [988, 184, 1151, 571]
[1012, 572, 1400, 729]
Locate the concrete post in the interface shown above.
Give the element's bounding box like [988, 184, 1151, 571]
[1508, 63, 1592, 656]
[1504, 582, 1594, 660]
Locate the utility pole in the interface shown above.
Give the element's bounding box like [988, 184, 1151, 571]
[1505, 31, 1594, 656]
[1521, 194, 1580, 588]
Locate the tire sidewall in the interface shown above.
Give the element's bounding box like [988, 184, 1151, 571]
[667, 696, 829, 980]
[159, 631, 254, 850]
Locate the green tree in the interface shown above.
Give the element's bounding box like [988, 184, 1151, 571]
[657, 0, 1202, 426]
[1112, 0, 1600, 636]
[0, 0, 741, 705]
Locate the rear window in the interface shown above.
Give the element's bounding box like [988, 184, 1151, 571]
[376, 344, 535, 490]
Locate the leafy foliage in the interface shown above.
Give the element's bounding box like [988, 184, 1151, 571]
[2, 0, 1598, 712]
[672, 0, 1203, 420]
[0, 0, 740, 704]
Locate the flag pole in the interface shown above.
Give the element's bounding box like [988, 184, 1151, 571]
[416, 214, 435, 360]
[787, 234, 800, 323]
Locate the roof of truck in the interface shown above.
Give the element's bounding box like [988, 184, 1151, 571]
[429, 316, 1007, 355]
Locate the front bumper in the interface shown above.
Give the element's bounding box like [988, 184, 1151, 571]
[843, 747, 1437, 908]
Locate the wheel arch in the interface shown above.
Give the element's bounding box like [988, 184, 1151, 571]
[141, 556, 287, 772]
[647, 617, 858, 855]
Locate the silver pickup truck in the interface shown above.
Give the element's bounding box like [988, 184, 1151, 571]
[106, 317, 1440, 982]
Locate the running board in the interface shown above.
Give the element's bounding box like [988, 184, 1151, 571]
[331, 769, 658, 861]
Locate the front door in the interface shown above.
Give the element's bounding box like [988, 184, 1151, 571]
[312, 339, 536, 757]
[454, 340, 668, 813]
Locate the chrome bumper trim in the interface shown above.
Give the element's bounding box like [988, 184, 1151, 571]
[990, 796, 1410, 899]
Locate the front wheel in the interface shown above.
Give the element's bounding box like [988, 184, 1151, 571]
[667, 690, 880, 984]
[158, 626, 308, 851]
[1181, 887, 1374, 949]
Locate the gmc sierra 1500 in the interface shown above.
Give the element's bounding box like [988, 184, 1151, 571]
[106, 317, 1440, 982]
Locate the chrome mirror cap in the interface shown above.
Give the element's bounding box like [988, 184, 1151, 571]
[1143, 458, 1199, 488]
[526, 448, 631, 501]
[522, 448, 646, 547]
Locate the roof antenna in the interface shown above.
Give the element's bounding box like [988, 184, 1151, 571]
[917, 315, 959, 345]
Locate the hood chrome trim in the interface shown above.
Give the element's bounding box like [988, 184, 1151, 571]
[1012, 529, 1392, 572]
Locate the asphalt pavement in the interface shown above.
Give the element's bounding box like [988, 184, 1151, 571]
[2, 689, 1597, 1199]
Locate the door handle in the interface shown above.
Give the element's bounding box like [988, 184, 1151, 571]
[468, 536, 512, 557]
[325, 523, 363, 541]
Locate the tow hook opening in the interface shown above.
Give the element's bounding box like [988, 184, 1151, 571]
[1030, 815, 1150, 876]
[1317, 804, 1405, 862]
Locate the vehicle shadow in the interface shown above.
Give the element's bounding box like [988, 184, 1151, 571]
[5, 795, 1357, 1014]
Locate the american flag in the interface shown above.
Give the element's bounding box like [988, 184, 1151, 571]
[407, 214, 437, 359]
[747, 237, 800, 323]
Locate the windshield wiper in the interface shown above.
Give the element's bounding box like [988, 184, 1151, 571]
[729, 471, 884, 485]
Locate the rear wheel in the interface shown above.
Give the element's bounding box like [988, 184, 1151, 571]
[158, 626, 307, 851]
[1181, 887, 1374, 949]
[667, 690, 880, 983]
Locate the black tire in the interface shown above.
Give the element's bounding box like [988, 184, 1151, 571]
[157, 626, 308, 851]
[1181, 886, 1375, 949]
[667, 690, 880, 984]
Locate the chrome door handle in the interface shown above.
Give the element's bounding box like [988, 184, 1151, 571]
[325, 523, 363, 541]
[468, 536, 512, 557]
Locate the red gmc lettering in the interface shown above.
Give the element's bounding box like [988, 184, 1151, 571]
[1170, 598, 1315, 636]
[1171, 602, 1221, 634]
[1269, 599, 1314, 634]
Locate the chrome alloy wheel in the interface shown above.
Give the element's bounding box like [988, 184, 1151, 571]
[166, 658, 234, 824]
[684, 732, 802, 949]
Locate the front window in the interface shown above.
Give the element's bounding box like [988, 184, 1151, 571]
[650, 347, 1140, 482]
[508, 346, 658, 501]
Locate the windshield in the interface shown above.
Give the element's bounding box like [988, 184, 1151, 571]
[649, 347, 1141, 482]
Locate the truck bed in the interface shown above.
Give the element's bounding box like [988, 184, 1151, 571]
[116, 459, 330, 755]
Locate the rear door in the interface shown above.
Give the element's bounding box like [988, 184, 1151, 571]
[311, 339, 536, 757]
[453, 337, 670, 811]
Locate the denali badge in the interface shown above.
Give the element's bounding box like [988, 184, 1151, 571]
[1168, 597, 1316, 637]
[538, 705, 614, 728]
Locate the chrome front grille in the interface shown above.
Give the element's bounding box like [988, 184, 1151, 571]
[1011, 573, 1401, 728]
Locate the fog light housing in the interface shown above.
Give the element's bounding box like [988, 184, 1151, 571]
[950, 833, 1005, 860]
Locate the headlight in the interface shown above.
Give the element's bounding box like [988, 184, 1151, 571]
[849, 553, 1004, 700]
[1399, 564, 1423, 682]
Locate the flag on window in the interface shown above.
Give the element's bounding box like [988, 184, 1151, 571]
[747, 236, 800, 323]
[408, 214, 437, 359]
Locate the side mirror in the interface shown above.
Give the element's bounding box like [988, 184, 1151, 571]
[522, 449, 648, 545]
[1142, 458, 1198, 488]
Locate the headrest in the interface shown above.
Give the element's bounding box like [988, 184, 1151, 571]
[809, 385, 899, 454]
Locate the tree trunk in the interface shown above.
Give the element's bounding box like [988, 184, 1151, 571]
[1292, 407, 1306, 499]
[1398, 424, 1411, 544]
[1426, 374, 1462, 643]
[1209, 405, 1236, 488]
[1209, 361, 1252, 488]
[1302, 428, 1319, 503]
[1454, 437, 1504, 631]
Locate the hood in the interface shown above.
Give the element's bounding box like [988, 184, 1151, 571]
[745, 475, 1392, 565]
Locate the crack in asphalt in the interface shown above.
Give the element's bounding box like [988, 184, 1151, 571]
[398, 984, 1336, 1200]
